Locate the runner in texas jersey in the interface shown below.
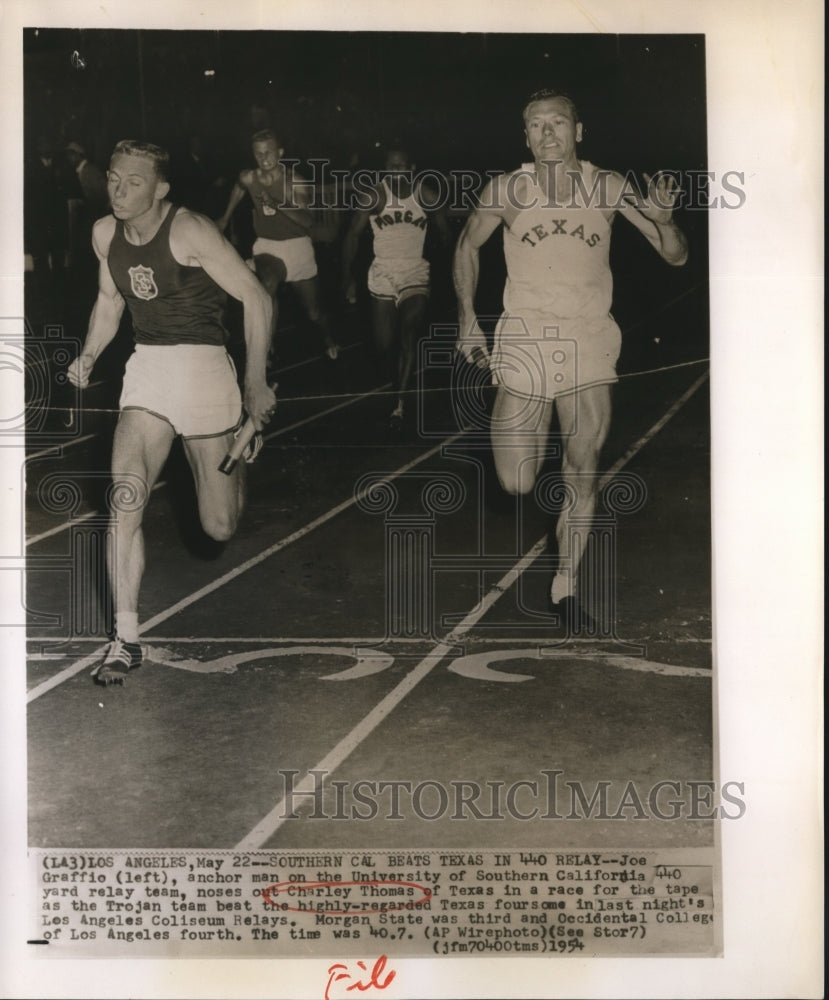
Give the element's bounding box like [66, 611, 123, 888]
[454, 90, 688, 633]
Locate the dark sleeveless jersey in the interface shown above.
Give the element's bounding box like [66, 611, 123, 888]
[107, 205, 228, 346]
[247, 172, 309, 241]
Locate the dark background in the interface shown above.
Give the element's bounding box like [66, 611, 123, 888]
[23, 29, 706, 178]
[22, 29, 708, 375]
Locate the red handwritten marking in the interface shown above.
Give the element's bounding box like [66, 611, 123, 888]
[261, 879, 431, 916]
[325, 956, 396, 1000]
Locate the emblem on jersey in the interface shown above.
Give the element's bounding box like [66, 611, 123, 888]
[257, 193, 278, 216]
[128, 265, 158, 301]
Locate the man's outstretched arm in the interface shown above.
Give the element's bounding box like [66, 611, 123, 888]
[67, 217, 125, 388]
[615, 171, 689, 266]
[341, 203, 372, 302]
[453, 180, 503, 368]
[174, 212, 275, 429]
[216, 174, 249, 232]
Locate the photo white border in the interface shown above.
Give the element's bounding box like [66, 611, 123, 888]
[1, 1, 823, 997]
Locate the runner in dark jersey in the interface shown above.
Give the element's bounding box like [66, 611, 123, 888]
[68, 140, 276, 684]
[217, 129, 339, 362]
[454, 91, 688, 633]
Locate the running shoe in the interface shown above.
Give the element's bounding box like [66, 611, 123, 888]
[551, 595, 598, 637]
[94, 637, 143, 686]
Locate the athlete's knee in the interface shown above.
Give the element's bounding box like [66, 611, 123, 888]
[306, 302, 327, 324]
[262, 275, 281, 297]
[400, 298, 426, 328]
[562, 439, 602, 478]
[374, 333, 394, 357]
[200, 494, 242, 541]
[254, 256, 283, 295]
[202, 510, 239, 542]
[494, 458, 538, 496]
[109, 509, 145, 544]
[108, 471, 152, 516]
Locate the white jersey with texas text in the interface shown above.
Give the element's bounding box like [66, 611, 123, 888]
[502, 160, 613, 321]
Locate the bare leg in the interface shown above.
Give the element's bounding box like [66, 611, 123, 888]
[292, 275, 338, 357]
[396, 293, 427, 415]
[490, 386, 555, 496]
[370, 296, 399, 406]
[95, 409, 176, 681]
[551, 383, 612, 603]
[253, 253, 287, 358]
[108, 410, 176, 621]
[182, 430, 247, 542]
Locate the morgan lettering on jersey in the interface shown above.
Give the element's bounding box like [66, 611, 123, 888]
[374, 210, 428, 230]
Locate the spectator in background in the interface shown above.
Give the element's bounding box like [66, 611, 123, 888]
[172, 135, 228, 218]
[65, 141, 108, 217]
[24, 135, 71, 294]
[65, 141, 109, 288]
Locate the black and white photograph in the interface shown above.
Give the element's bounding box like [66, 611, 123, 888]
[1, 1, 822, 998]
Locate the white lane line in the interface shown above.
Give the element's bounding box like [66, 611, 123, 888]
[271, 340, 361, 375]
[25, 377, 388, 547]
[233, 371, 710, 849]
[28, 634, 711, 647]
[28, 515, 100, 547]
[25, 480, 167, 546]
[264, 381, 391, 441]
[28, 433, 100, 462]
[600, 656, 711, 678]
[234, 542, 546, 850]
[24, 341, 365, 461]
[26, 429, 467, 704]
[27, 647, 711, 679]
[28, 636, 422, 649]
[601, 371, 709, 484]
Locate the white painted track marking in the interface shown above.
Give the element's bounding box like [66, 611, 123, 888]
[233, 372, 709, 848]
[25, 338, 362, 461]
[142, 645, 395, 680]
[447, 648, 712, 682]
[264, 381, 391, 441]
[26, 429, 467, 703]
[25, 378, 390, 546]
[28, 634, 711, 648]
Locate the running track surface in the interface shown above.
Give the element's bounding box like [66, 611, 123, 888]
[23, 275, 713, 852]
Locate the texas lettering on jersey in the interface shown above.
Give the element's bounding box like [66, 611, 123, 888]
[517, 220, 602, 248]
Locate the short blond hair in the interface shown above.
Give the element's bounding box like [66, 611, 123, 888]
[111, 140, 170, 181]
